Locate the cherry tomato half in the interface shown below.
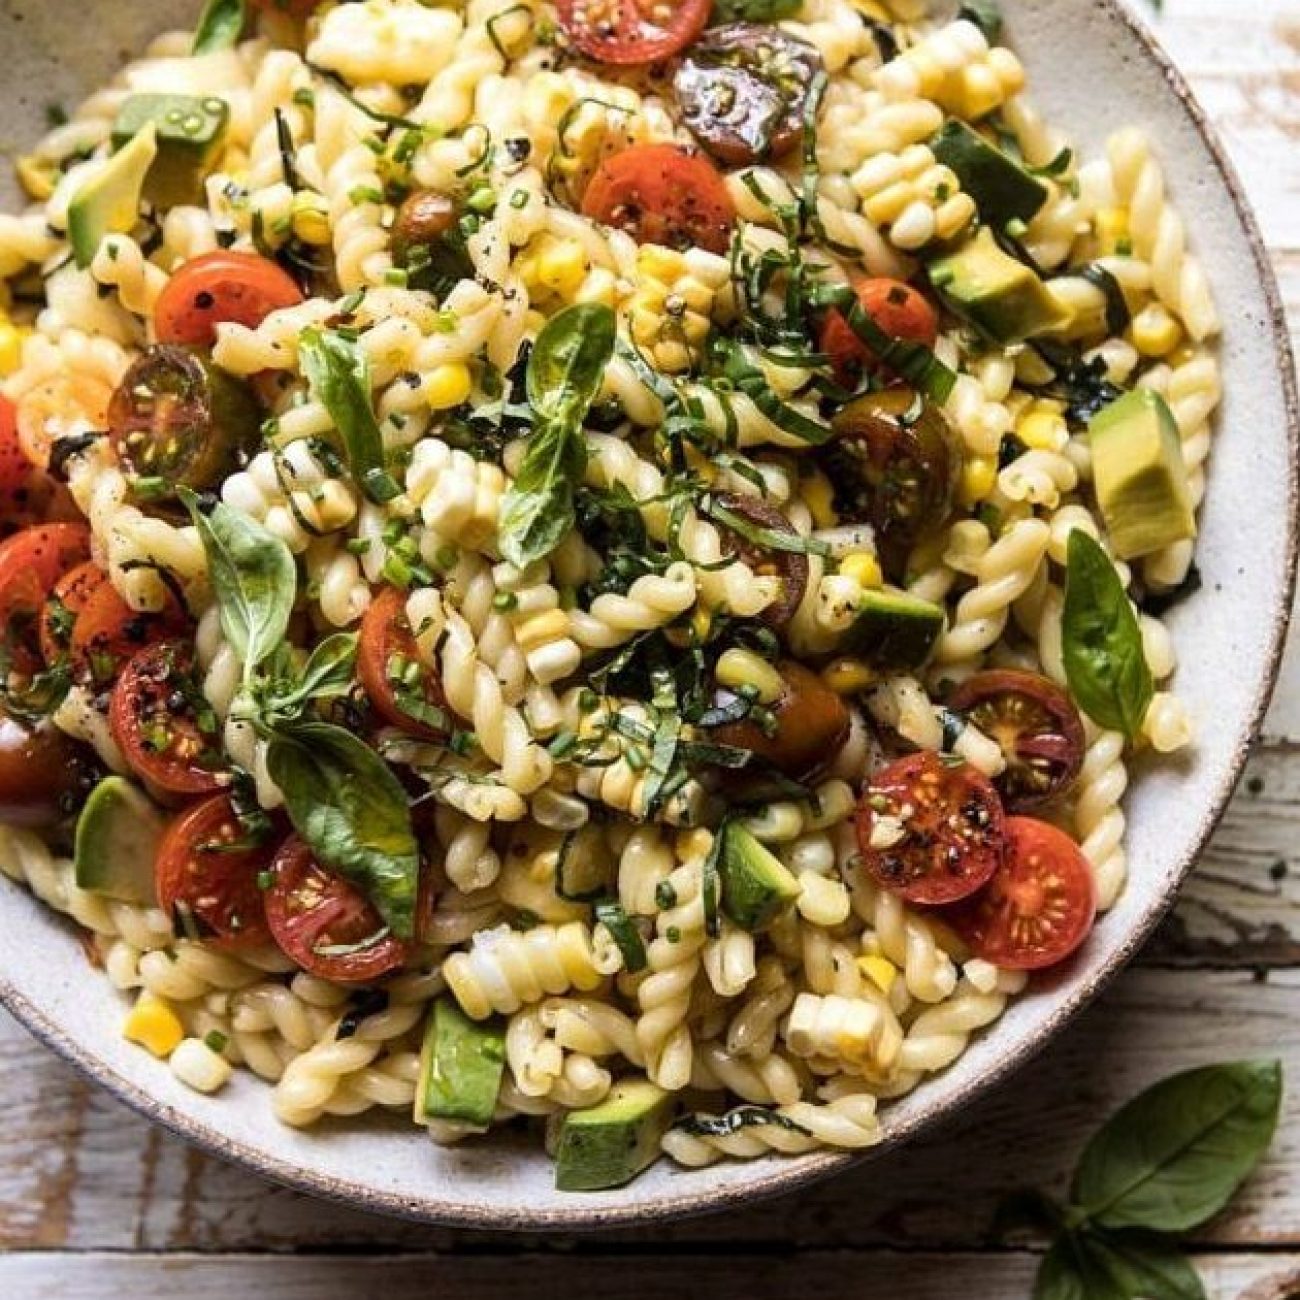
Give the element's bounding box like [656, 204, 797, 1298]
[0, 523, 91, 677]
[358, 587, 453, 742]
[557, 0, 711, 66]
[110, 641, 228, 798]
[948, 816, 1097, 970]
[0, 395, 76, 537]
[15, 373, 114, 470]
[712, 492, 809, 628]
[0, 713, 94, 827]
[156, 794, 274, 950]
[820, 278, 939, 388]
[582, 144, 737, 255]
[58, 572, 189, 689]
[154, 251, 304, 348]
[948, 670, 1086, 811]
[856, 751, 1005, 905]
[266, 837, 407, 983]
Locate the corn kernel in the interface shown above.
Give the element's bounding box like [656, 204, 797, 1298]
[537, 238, 587, 299]
[423, 361, 473, 411]
[801, 469, 837, 529]
[637, 245, 685, 284]
[840, 552, 883, 590]
[15, 154, 55, 201]
[290, 191, 331, 246]
[677, 828, 715, 862]
[575, 266, 618, 308]
[1095, 207, 1131, 257]
[1016, 408, 1067, 452]
[1131, 303, 1183, 358]
[0, 322, 27, 378]
[821, 658, 877, 695]
[715, 647, 785, 704]
[850, 0, 890, 19]
[955, 64, 1004, 121]
[515, 608, 570, 651]
[691, 605, 713, 642]
[959, 454, 998, 506]
[858, 955, 898, 994]
[123, 993, 184, 1059]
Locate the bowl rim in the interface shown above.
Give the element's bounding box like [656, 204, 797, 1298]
[2, 0, 1297, 1234]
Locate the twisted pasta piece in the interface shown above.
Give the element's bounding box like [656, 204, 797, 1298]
[567, 562, 698, 651]
[1074, 726, 1129, 912]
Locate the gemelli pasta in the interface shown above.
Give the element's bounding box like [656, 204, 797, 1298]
[0, 0, 1216, 1191]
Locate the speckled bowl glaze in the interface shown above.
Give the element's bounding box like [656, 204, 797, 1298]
[0, 0, 1294, 1232]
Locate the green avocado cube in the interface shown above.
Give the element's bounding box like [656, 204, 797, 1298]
[112, 94, 229, 209]
[931, 120, 1049, 229]
[414, 998, 505, 1129]
[554, 1079, 674, 1192]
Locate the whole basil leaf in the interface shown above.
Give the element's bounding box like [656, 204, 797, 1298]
[299, 327, 401, 505]
[500, 304, 616, 568]
[1036, 1232, 1204, 1300]
[1071, 1060, 1282, 1233]
[266, 720, 419, 939]
[193, 0, 247, 54]
[181, 487, 296, 684]
[1062, 529, 1153, 739]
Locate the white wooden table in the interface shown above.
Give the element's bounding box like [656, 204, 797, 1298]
[3, 3, 1299, 1296]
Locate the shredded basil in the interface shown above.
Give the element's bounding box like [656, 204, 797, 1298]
[957, 0, 1003, 41]
[554, 825, 609, 903]
[1075, 262, 1132, 336]
[593, 899, 647, 973]
[192, 0, 246, 54]
[704, 497, 831, 558]
[678, 1106, 811, 1139]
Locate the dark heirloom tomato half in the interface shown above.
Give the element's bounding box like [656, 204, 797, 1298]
[820, 278, 939, 387]
[581, 144, 737, 255]
[266, 837, 407, 982]
[556, 0, 711, 65]
[0, 523, 91, 677]
[358, 587, 453, 741]
[711, 492, 809, 628]
[823, 388, 959, 578]
[948, 816, 1097, 970]
[155, 794, 274, 950]
[673, 24, 824, 166]
[948, 670, 1086, 810]
[109, 641, 228, 798]
[0, 713, 94, 827]
[713, 660, 850, 783]
[107, 346, 261, 505]
[856, 751, 1005, 905]
[154, 250, 304, 348]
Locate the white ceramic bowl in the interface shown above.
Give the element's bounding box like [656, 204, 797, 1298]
[0, 0, 1295, 1231]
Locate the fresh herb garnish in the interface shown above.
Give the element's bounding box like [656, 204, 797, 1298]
[593, 898, 648, 973]
[192, 0, 246, 54]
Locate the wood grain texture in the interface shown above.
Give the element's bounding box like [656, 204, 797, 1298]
[1, 1, 1297, 1296]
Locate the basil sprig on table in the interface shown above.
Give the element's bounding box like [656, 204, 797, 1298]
[499, 303, 616, 569]
[1061, 529, 1153, 740]
[192, 0, 247, 54]
[186, 490, 419, 938]
[299, 327, 402, 506]
[1000, 1060, 1283, 1300]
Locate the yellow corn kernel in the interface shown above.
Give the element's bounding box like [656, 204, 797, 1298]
[850, 0, 890, 18]
[123, 994, 184, 1059]
[840, 552, 883, 590]
[821, 658, 877, 696]
[858, 955, 898, 994]
[1131, 303, 1184, 358]
[0, 321, 27, 378]
[691, 605, 713, 643]
[715, 647, 785, 704]
[637, 244, 686, 285]
[523, 308, 548, 337]
[1016, 407, 1067, 451]
[959, 454, 998, 506]
[290, 191, 331, 246]
[954, 64, 1005, 121]
[424, 361, 473, 411]
[15, 154, 55, 201]
[515, 608, 570, 651]
[537, 238, 588, 299]
[1094, 207, 1131, 256]
[575, 266, 618, 308]
[677, 827, 715, 862]
[801, 469, 837, 529]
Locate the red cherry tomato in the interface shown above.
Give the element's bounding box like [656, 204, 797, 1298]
[154, 251, 304, 348]
[109, 642, 228, 798]
[947, 670, 1086, 811]
[357, 587, 452, 742]
[0, 523, 91, 676]
[64, 575, 189, 688]
[14, 373, 115, 470]
[0, 395, 76, 536]
[948, 816, 1097, 970]
[155, 795, 274, 950]
[265, 837, 407, 983]
[556, 0, 711, 65]
[856, 751, 1005, 905]
[820, 278, 939, 387]
[582, 144, 737, 255]
[0, 713, 94, 827]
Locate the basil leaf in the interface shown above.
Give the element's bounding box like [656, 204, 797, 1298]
[181, 488, 296, 683]
[711, 0, 801, 22]
[1070, 1059, 1282, 1233]
[299, 327, 401, 505]
[1061, 529, 1153, 740]
[261, 633, 358, 722]
[1035, 1232, 1205, 1300]
[193, 0, 246, 54]
[267, 720, 419, 939]
[500, 304, 615, 568]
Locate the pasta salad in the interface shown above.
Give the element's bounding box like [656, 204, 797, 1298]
[0, 0, 1219, 1190]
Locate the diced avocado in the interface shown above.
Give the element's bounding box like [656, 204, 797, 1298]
[67, 122, 158, 269]
[112, 94, 229, 209]
[719, 824, 802, 933]
[843, 588, 945, 671]
[1089, 388, 1196, 560]
[931, 120, 1048, 229]
[928, 226, 1068, 344]
[554, 1078, 674, 1192]
[74, 776, 165, 905]
[414, 997, 505, 1130]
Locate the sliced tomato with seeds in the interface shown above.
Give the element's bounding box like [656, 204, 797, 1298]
[110, 641, 228, 798]
[557, 0, 711, 66]
[947, 816, 1096, 970]
[156, 794, 275, 950]
[948, 670, 1086, 811]
[855, 750, 1005, 905]
[15, 373, 115, 470]
[357, 587, 452, 742]
[582, 144, 737, 255]
[0, 523, 91, 677]
[266, 837, 407, 982]
[711, 493, 809, 628]
[154, 251, 304, 348]
[0, 394, 76, 537]
[0, 713, 95, 828]
[40, 561, 109, 667]
[69, 579, 189, 688]
[820, 278, 939, 388]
